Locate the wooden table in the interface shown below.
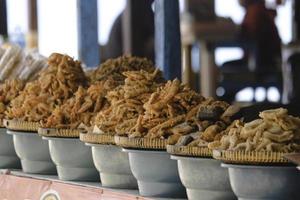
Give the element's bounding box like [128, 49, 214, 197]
[181, 16, 238, 97]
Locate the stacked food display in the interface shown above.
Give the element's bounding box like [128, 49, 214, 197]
[166, 102, 239, 200]
[0, 44, 299, 200]
[210, 108, 300, 200]
[0, 44, 48, 172]
[81, 61, 163, 189]
[5, 52, 88, 175]
[0, 79, 24, 169]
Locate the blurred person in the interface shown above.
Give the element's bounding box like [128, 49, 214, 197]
[239, 0, 282, 72]
[222, 0, 282, 73]
[219, 0, 282, 102]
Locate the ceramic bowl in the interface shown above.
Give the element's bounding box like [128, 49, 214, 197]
[171, 155, 236, 200]
[86, 143, 137, 189]
[0, 128, 21, 169]
[7, 130, 56, 174]
[123, 148, 186, 198]
[222, 163, 300, 200]
[43, 137, 99, 181]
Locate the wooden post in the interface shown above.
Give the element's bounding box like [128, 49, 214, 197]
[200, 42, 216, 98]
[154, 0, 181, 80]
[0, 0, 7, 38]
[27, 0, 38, 49]
[77, 0, 100, 67]
[182, 44, 193, 87]
[122, 0, 133, 55]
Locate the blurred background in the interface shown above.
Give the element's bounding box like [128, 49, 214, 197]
[1, 0, 300, 105]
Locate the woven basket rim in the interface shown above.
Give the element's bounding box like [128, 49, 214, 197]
[80, 133, 115, 145]
[212, 149, 290, 164]
[167, 145, 213, 157]
[0, 119, 4, 128]
[38, 127, 80, 138]
[114, 136, 167, 150]
[4, 119, 40, 132]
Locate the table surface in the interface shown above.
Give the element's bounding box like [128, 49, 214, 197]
[0, 169, 187, 200]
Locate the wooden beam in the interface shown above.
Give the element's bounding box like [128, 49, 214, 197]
[122, 0, 132, 55]
[28, 0, 37, 31]
[182, 44, 193, 88]
[154, 0, 181, 80]
[0, 0, 7, 37]
[27, 0, 38, 49]
[77, 0, 100, 67]
[199, 42, 216, 98]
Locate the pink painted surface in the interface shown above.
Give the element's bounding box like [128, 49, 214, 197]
[0, 174, 50, 200]
[0, 174, 154, 200]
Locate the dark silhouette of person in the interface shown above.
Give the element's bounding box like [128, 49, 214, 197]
[239, 0, 282, 73]
[222, 0, 282, 73]
[219, 0, 282, 102]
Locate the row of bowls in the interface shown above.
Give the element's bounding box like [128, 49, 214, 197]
[1, 128, 300, 200]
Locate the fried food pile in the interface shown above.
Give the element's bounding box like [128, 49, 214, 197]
[93, 69, 164, 135]
[41, 56, 158, 129]
[0, 79, 25, 125]
[6, 53, 87, 123]
[42, 79, 115, 129]
[131, 79, 204, 138]
[38, 53, 87, 100]
[89, 55, 155, 83]
[168, 103, 240, 147]
[208, 108, 300, 153]
[125, 79, 234, 141]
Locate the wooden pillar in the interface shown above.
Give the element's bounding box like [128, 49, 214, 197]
[122, 0, 131, 55]
[200, 42, 216, 98]
[77, 0, 100, 67]
[154, 0, 181, 80]
[0, 0, 7, 37]
[27, 0, 38, 49]
[182, 44, 193, 87]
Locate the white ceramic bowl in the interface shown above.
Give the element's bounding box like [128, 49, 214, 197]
[0, 128, 20, 169]
[7, 130, 56, 174]
[171, 156, 236, 200]
[43, 137, 99, 181]
[222, 163, 300, 200]
[86, 143, 137, 189]
[123, 148, 186, 198]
